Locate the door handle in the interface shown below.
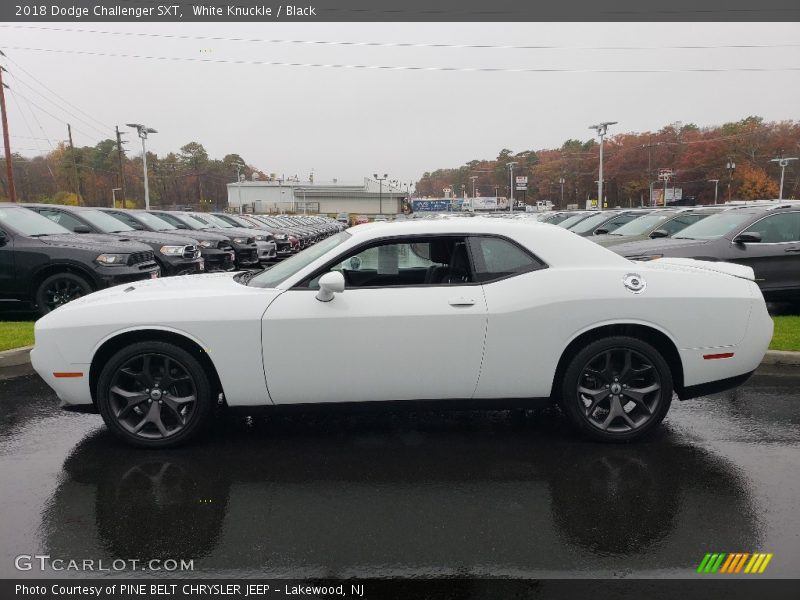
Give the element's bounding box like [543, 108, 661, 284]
[448, 297, 476, 307]
[784, 247, 800, 253]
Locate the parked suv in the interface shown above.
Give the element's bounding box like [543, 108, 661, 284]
[0, 203, 159, 314]
[149, 211, 259, 269]
[24, 205, 204, 277]
[209, 213, 278, 263]
[592, 207, 721, 248]
[612, 203, 800, 301]
[85, 207, 233, 272]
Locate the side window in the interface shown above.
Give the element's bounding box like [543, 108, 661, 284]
[39, 210, 84, 232]
[305, 236, 473, 289]
[747, 213, 800, 243]
[661, 214, 703, 236]
[606, 215, 636, 230]
[110, 212, 142, 229]
[468, 236, 545, 283]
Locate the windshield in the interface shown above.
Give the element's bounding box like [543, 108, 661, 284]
[81, 209, 135, 232]
[134, 212, 178, 231]
[168, 213, 210, 229]
[557, 214, 590, 228]
[611, 213, 674, 236]
[226, 215, 254, 228]
[0, 207, 70, 236]
[569, 212, 618, 233]
[249, 231, 351, 288]
[673, 212, 752, 240]
[200, 214, 235, 228]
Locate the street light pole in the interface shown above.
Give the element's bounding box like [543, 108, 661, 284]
[707, 179, 719, 205]
[470, 175, 478, 198]
[726, 158, 736, 202]
[507, 161, 517, 212]
[770, 157, 798, 200]
[126, 123, 157, 210]
[559, 177, 565, 209]
[111, 187, 122, 209]
[234, 162, 245, 214]
[589, 121, 617, 211]
[373, 173, 388, 215]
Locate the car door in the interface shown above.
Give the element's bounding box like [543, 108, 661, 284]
[726, 212, 800, 296]
[261, 235, 488, 404]
[0, 227, 15, 297]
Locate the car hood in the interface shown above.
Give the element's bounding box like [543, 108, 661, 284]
[50, 272, 272, 311]
[593, 233, 650, 247]
[609, 237, 711, 257]
[37, 233, 151, 252]
[115, 230, 199, 246]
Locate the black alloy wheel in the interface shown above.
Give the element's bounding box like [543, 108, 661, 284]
[97, 342, 214, 448]
[35, 272, 93, 315]
[560, 336, 673, 442]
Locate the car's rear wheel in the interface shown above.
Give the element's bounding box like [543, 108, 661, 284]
[559, 336, 673, 442]
[35, 272, 93, 315]
[96, 342, 214, 448]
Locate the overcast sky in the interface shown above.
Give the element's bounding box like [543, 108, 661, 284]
[1, 22, 798, 184]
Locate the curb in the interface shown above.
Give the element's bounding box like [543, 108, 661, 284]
[0, 345, 34, 381]
[0, 346, 798, 381]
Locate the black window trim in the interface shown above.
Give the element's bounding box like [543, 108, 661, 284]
[291, 232, 548, 291]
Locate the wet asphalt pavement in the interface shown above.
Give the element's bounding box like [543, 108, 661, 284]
[0, 367, 798, 580]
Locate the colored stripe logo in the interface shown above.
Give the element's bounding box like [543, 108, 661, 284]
[697, 552, 773, 574]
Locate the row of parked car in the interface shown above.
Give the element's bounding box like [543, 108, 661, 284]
[0, 203, 345, 314]
[536, 201, 800, 303]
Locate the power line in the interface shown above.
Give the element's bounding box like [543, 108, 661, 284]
[7, 88, 102, 145]
[5, 67, 111, 138]
[3, 24, 799, 52]
[3, 45, 798, 74]
[0, 52, 112, 132]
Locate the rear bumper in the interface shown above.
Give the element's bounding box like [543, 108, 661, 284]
[677, 370, 756, 400]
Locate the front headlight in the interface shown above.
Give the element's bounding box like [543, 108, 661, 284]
[95, 253, 128, 266]
[275, 234, 287, 240]
[627, 254, 663, 262]
[198, 240, 214, 248]
[159, 245, 185, 256]
[232, 237, 248, 244]
[255, 234, 267, 241]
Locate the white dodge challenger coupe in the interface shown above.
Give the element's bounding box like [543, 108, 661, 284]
[31, 218, 773, 447]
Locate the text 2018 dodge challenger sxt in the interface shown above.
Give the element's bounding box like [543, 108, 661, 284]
[31, 218, 773, 447]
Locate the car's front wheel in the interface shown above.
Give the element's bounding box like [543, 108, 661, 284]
[559, 336, 673, 442]
[96, 342, 214, 448]
[35, 272, 93, 315]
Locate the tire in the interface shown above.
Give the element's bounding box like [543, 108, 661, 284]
[35, 272, 93, 315]
[559, 336, 673, 442]
[96, 341, 215, 448]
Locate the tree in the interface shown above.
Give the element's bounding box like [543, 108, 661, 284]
[738, 164, 779, 200]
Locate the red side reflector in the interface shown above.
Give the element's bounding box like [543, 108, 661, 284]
[703, 353, 734, 360]
[53, 372, 84, 378]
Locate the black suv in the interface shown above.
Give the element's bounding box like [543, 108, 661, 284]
[24, 204, 203, 277]
[149, 211, 259, 269]
[612, 203, 800, 302]
[0, 203, 159, 314]
[97, 208, 234, 272]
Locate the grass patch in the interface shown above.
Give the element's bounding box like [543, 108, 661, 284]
[0, 321, 35, 352]
[770, 316, 800, 352]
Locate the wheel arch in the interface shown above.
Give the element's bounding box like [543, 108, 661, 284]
[30, 262, 99, 299]
[551, 322, 685, 399]
[89, 328, 224, 406]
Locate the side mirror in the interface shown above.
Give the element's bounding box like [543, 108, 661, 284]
[593, 228, 609, 235]
[0, 231, 7, 246]
[175, 223, 188, 229]
[73, 225, 92, 234]
[649, 229, 669, 239]
[315, 271, 345, 302]
[734, 231, 761, 244]
[132, 223, 145, 230]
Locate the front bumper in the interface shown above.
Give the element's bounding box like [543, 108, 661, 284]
[160, 256, 205, 276]
[233, 244, 259, 267]
[257, 240, 278, 262]
[202, 247, 236, 271]
[96, 263, 160, 288]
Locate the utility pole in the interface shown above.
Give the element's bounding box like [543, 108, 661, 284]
[770, 157, 798, 200]
[726, 158, 736, 203]
[507, 162, 517, 212]
[707, 179, 719, 205]
[373, 173, 387, 215]
[0, 65, 16, 202]
[470, 175, 478, 198]
[67, 124, 82, 205]
[589, 121, 617, 210]
[115, 126, 127, 203]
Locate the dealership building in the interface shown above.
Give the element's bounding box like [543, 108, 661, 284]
[226, 178, 408, 216]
